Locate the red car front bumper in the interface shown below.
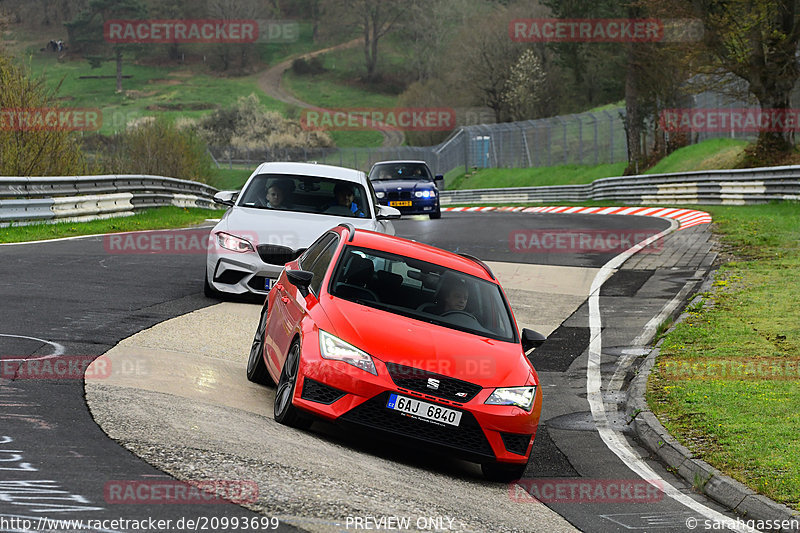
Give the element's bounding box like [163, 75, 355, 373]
[290, 333, 542, 465]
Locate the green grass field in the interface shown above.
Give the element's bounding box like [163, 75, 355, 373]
[283, 46, 402, 148]
[648, 202, 800, 510]
[25, 55, 287, 135]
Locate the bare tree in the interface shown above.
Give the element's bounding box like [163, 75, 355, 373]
[321, 0, 412, 82]
[205, 0, 260, 72]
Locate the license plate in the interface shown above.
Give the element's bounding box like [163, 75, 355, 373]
[389, 201, 412, 207]
[265, 278, 276, 290]
[387, 394, 462, 426]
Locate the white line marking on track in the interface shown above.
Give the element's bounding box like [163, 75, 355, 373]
[0, 334, 65, 359]
[586, 221, 759, 533]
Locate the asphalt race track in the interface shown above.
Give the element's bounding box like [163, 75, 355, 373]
[0, 211, 747, 532]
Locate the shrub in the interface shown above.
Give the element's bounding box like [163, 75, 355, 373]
[291, 56, 326, 75]
[196, 93, 333, 151]
[98, 118, 213, 183]
[0, 53, 87, 176]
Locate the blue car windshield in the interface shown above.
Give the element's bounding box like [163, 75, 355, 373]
[370, 163, 432, 181]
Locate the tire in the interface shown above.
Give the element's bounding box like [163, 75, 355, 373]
[429, 208, 442, 220]
[481, 460, 528, 482]
[246, 305, 274, 385]
[273, 341, 312, 429]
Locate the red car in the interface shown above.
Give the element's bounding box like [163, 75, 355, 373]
[247, 224, 546, 480]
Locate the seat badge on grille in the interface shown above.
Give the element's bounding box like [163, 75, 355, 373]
[426, 378, 440, 390]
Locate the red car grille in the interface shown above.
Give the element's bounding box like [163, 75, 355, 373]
[384, 362, 482, 403]
[500, 432, 532, 456]
[340, 392, 495, 459]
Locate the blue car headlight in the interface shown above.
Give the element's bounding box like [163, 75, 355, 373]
[414, 190, 436, 198]
[485, 386, 537, 411]
[376, 191, 386, 199]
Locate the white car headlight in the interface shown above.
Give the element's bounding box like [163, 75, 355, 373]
[414, 190, 435, 198]
[376, 191, 386, 199]
[319, 330, 377, 375]
[216, 232, 254, 253]
[485, 386, 536, 411]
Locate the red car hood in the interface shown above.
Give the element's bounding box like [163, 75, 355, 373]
[318, 297, 535, 388]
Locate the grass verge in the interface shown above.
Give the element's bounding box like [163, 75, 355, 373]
[445, 162, 627, 190]
[444, 138, 750, 190]
[208, 167, 255, 190]
[647, 202, 800, 510]
[0, 206, 220, 244]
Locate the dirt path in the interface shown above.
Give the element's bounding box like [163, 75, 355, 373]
[257, 39, 404, 148]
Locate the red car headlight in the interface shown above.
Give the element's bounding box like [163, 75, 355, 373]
[319, 330, 377, 376]
[485, 386, 537, 411]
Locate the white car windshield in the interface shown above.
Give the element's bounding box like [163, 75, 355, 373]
[238, 174, 370, 218]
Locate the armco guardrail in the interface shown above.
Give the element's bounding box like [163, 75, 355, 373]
[0, 175, 219, 225]
[441, 165, 800, 206]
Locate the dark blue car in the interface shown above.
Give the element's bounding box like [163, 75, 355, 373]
[368, 160, 443, 219]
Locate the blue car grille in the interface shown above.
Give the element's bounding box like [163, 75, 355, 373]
[387, 191, 412, 201]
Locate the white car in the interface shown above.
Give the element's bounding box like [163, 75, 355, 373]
[205, 162, 400, 298]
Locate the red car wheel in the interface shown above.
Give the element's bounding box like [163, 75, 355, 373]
[273, 341, 311, 429]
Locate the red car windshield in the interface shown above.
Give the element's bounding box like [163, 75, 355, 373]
[329, 246, 517, 343]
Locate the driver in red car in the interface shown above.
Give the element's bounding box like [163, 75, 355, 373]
[435, 274, 469, 314]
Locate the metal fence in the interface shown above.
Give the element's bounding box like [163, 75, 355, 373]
[208, 82, 799, 182]
[207, 107, 632, 179]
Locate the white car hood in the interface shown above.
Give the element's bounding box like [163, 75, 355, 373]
[215, 206, 388, 251]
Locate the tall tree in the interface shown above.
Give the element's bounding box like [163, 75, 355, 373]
[541, 0, 628, 109]
[693, 0, 800, 158]
[64, 0, 147, 92]
[321, 0, 411, 82]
